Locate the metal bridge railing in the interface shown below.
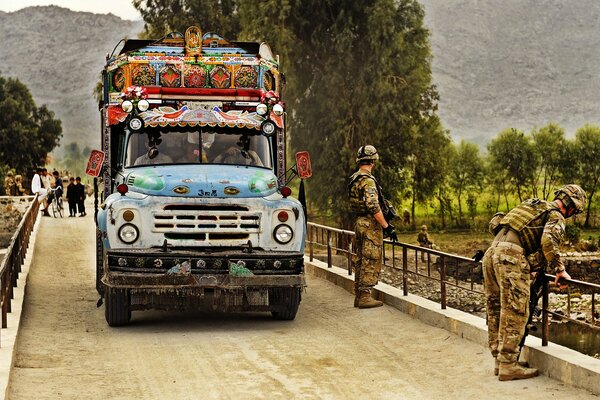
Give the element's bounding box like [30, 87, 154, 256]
[0, 196, 38, 347]
[306, 222, 600, 347]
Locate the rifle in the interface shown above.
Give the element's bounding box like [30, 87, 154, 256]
[376, 183, 397, 224]
[518, 262, 546, 359]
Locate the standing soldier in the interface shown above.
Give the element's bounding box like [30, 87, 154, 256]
[4, 171, 15, 196]
[348, 145, 397, 309]
[483, 184, 586, 381]
[417, 225, 433, 262]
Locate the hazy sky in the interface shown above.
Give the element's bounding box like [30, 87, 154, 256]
[0, 0, 141, 20]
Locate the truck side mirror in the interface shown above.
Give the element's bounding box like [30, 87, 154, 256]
[295, 151, 312, 179]
[86, 150, 106, 177]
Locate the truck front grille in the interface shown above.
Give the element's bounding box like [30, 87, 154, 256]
[152, 204, 261, 242]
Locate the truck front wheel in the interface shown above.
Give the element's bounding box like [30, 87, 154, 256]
[105, 288, 131, 326]
[270, 287, 301, 320]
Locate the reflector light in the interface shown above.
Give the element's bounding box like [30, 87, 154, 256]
[117, 183, 129, 195]
[280, 186, 292, 198]
[129, 116, 144, 131]
[123, 210, 134, 221]
[261, 120, 276, 136]
[277, 211, 289, 222]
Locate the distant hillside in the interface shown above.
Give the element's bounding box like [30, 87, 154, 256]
[2, 3, 600, 150]
[0, 6, 143, 150]
[420, 0, 600, 145]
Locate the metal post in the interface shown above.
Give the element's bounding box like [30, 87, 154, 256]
[327, 231, 332, 269]
[309, 224, 314, 262]
[402, 247, 408, 296]
[566, 286, 571, 317]
[427, 253, 431, 277]
[1, 276, 7, 329]
[347, 241, 353, 276]
[592, 293, 596, 325]
[440, 256, 446, 310]
[542, 276, 549, 346]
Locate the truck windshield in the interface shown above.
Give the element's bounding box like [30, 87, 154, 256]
[125, 129, 272, 168]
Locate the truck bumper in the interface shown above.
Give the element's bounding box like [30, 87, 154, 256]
[103, 249, 305, 289]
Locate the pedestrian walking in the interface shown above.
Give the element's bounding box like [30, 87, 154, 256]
[483, 184, 586, 381]
[75, 177, 86, 216]
[66, 177, 77, 217]
[348, 145, 397, 309]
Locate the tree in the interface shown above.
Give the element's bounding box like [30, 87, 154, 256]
[134, 1, 441, 227]
[410, 120, 451, 228]
[573, 124, 600, 227]
[0, 75, 62, 180]
[531, 123, 566, 199]
[133, 0, 241, 39]
[448, 140, 484, 225]
[244, 0, 440, 226]
[487, 128, 537, 202]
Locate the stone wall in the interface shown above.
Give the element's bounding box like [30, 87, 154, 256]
[561, 253, 600, 287]
[0, 197, 32, 248]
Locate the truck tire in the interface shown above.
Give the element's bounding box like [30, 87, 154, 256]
[270, 287, 301, 320]
[105, 288, 131, 327]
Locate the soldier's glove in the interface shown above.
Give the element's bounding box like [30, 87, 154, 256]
[472, 249, 485, 262]
[383, 224, 398, 242]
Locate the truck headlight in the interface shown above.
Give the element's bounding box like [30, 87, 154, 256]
[118, 223, 139, 244]
[256, 103, 268, 115]
[273, 224, 293, 244]
[272, 103, 284, 116]
[121, 100, 134, 113]
[137, 99, 150, 112]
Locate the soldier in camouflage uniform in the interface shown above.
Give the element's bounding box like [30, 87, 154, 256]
[348, 145, 397, 309]
[483, 184, 586, 381]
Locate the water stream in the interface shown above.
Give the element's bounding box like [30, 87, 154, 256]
[532, 321, 600, 357]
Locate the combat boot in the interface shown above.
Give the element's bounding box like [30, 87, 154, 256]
[494, 358, 529, 376]
[357, 290, 383, 309]
[498, 362, 539, 381]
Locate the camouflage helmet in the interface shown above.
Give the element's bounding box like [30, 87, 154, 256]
[356, 145, 379, 163]
[554, 184, 587, 215]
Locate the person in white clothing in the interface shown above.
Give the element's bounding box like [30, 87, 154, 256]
[31, 168, 50, 216]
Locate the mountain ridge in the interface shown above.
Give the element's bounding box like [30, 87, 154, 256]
[420, 0, 600, 144]
[0, 6, 143, 150]
[1, 3, 599, 150]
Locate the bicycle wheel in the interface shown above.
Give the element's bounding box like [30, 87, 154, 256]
[51, 196, 58, 218]
[57, 197, 64, 218]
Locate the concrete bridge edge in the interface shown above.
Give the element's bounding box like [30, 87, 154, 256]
[0, 214, 41, 400]
[305, 256, 600, 395]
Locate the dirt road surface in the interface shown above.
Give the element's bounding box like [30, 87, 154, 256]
[6, 212, 598, 399]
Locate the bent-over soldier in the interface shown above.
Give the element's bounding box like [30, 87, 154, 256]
[483, 184, 586, 381]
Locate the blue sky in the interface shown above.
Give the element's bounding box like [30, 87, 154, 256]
[0, 0, 141, 20]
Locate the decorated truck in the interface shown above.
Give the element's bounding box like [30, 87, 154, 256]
[92, 26, 311, 326]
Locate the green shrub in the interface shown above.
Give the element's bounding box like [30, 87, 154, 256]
[565, 224, 581, 245]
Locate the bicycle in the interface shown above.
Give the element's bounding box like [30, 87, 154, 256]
[49, 187, 64, 218]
